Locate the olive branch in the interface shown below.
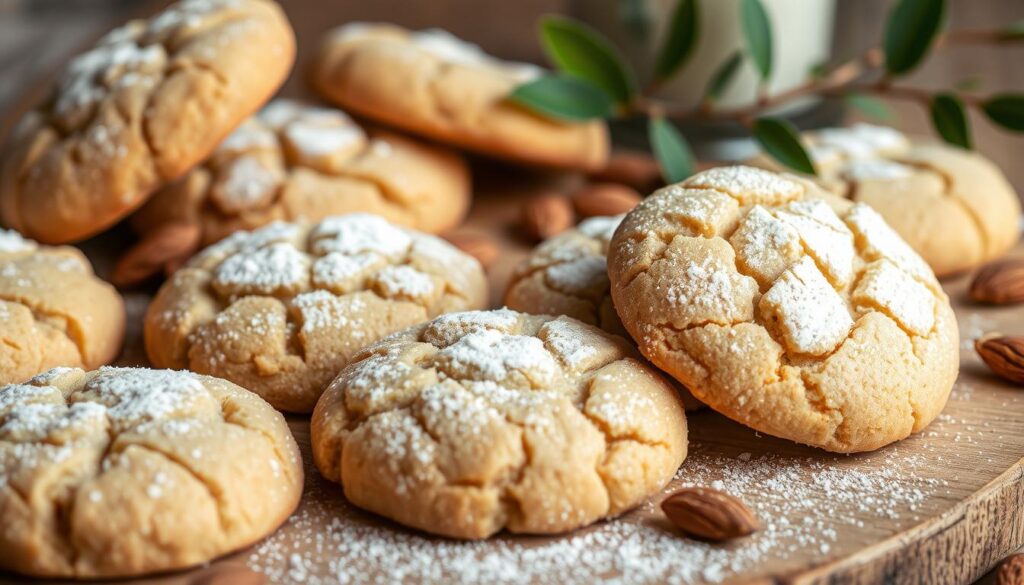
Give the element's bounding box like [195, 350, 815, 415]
[508, 0, 1024, 181]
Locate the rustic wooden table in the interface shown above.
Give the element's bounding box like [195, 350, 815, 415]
[1, 1, 1024, 584]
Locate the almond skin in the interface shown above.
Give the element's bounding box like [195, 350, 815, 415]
[976, 334, 1024, 384]
[444, 232, 500, 270]
[521, 193, 574, 241]
[970, 259, 1024, 305]
[571, 183, 642, 219]
[997, 553, 1024, 585]
[588, 151, 663, 193]
[112, 222, 201, 287]
[661, 487, 760, 541]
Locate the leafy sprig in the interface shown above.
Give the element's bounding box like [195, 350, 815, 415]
[509, 0, 1024, 180]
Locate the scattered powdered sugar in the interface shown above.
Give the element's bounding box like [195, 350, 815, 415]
[435, 329, 560, 385]
[774, 200, 856, 288]
[683, 166, 802, 205]
[814, 124, 910, 161]
[539, 318, 602, 370]
[218, 156, 281, 208]
[545, 256, 608, 293]
[311, 214, 412, 259]
[218, 119, 278, 154]
[373, 265, 436, 300]
[312, 252, 381, 292]
[246, 443, 950, 585]
[665, 258, 756, 324]
[423, 309, 520, 348]
[760, 257, 853, 355]
[853, 260, 935, 336]
[845, 203, 933, 281]
[0, 229, 35, 254]
[284, 118, 366, 159]
[80, 367, 210, 432]
[213, 242, 311, 294]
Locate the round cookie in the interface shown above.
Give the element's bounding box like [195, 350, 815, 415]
[0, 366, 302, 578]
[607, 166, 959, 453]
[311, 309, 688, 539]
[310, 23, 609, 171]
[145, 214, 488, 413]
[0, 229, 124, 384]
[751, 124, 1021, 277]
[0, 0, 295, 244]
[131, 99, 472, 246]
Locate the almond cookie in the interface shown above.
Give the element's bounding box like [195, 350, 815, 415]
[0, 0, 295, 244]
[751, 124, 1021, 277]
[0, 229, 124, 384]
[145, 214, 488, 413]
[0, 366, 302, 578]
[310, 24, 609, 171]
[311, 309, 688, 539]
[131, 99, 471, 246]
[503, 216, 703, 411]
[608, 166, 959, 453]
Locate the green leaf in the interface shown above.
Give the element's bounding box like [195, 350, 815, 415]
[883, 0, 946, 75]
[1000, 20, 1024, 41]
[508, 74, 616, 121]
[740, 0, 773, 80]
[654, 0, 700, 82]
[845, 93, 895, 122]
[983, 94, 1024, 131]
[752, 117, 816, 175]
[930, 93, 972, 148]
[540, 16, 637, 105]
[704, 52, 744, 103]
[649, 116, 695, 183]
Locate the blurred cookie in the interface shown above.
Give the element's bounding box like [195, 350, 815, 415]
[145, 214, 488, 412]
[0, 229, 124, 384]
[751, 124, 1021, 276]
[1, 0, 295, 243]
[608, 166, 959, 453]
[310, 23, 609, 171]
[132, 99, 472, 246]
[312, 309, 688, 539]
[0, 366, 302, 578]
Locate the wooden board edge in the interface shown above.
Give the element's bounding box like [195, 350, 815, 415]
[777, 456, 1024, 584]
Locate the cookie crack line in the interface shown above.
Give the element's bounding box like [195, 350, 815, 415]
[0, 294, 86, 365]
[218, 400, 298, 486]
[897, 159, 991, 257]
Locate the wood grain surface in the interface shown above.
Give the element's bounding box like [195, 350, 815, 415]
[1, 1, 1024, 583]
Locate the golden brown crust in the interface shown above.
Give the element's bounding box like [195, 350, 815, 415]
[309, 23, 609, 171]
[0, 230, 125, 384]
[145, 215, 489, 413]
[0, 366, 303, 578]
[311, 309, 688, 539]
[131, 99, 472, 245]
[607, 166, 959, 453]
[0, 0, 295, 243]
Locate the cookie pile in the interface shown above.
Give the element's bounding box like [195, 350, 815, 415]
[0, 0, 998, 579]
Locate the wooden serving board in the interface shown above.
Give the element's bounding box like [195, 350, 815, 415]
[1, 165, 1021, 585]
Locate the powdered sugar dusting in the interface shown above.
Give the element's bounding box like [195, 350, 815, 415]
[0, 229, 35, 254]
[683, 166, 802, 205]
[853, 260, 935, 335]
[760, 257, 853, 355]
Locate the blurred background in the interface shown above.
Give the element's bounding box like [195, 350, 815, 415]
[0, 0, 1022, 171]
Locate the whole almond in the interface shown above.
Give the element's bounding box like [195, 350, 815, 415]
[588, 151, 663, 193]
[661, 487, 760, 541]
[976, 334, 1024, 384]
[571, 183, 642, 219]
[970, 259, 1024, 304]
[521, 194, 574, 241]
[997, 553, 1024, 585]
[444, 232, 500, 270]
[112, 222, 201, 288]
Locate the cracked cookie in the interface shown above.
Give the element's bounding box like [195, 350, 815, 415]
[0, 366, 302, 578]
[504, 215, 703, 411]
[145, 214, 488, 413]
[131, 99, 471, 246]
[750, 124, 1021, 277]
[309, 23, 609, 171]
[0, 0, 295, 244]
[0, 229, 124, 384]
[607, 166, 959, 453]
[311, 309, 688, 539]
